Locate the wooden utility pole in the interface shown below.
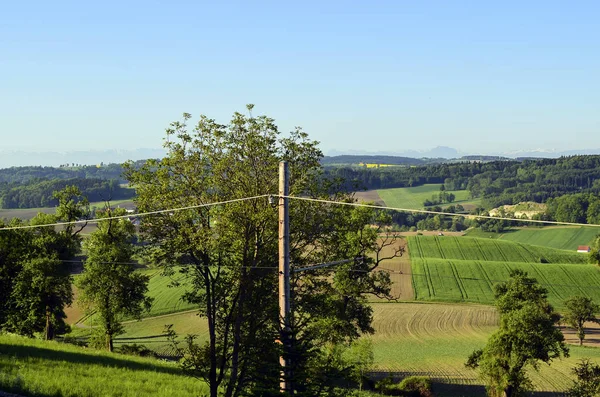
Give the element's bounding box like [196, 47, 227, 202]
[278, 161, 291, 394]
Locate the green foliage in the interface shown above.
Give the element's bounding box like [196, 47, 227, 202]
[125, 107, 399, 397]
[0, 186, 87, 338]
[0, 177, 132, 209]
[590, 236, 600, 265]
[0, 163, 130, 184]
[328, 155, 600, 214]
[118, 343, 157, 358]
[466, 270, 569, 397]
[7, 257, 72, 339]
[346, 338, 375, 391]
[569, 359, 600, 397]
[563, 296, 600, 346]
[0, 219, 30, 328]
[77, 208, 152, 351]
[376, 376, 432, 397]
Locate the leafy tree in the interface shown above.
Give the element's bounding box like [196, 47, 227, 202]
[589, 236, 600, 265]
[346, 338, 374, 391]
[0, 219, 32, 330]
[77, 208, 152, 352]
[563, 296, 600, 346]
[125, 107, 400, 396]
[7, 256, 72, 339]
[1, 187, 87, 338]
[466, 270, 569, 397]
[569, 359, 600, 397]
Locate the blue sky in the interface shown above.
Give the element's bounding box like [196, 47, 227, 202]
[1, 1, 599, 155]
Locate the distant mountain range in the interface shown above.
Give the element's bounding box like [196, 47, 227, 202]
[327, 146, 600, 160]
[2, 146, 600, 169]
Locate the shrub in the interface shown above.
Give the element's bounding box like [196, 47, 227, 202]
[376, 375, 433, 396]
[119, 343, 156, 358]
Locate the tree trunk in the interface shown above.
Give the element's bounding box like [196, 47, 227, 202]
[206, 273, 219, 397]
[107, 333, 113, 352]
[224, 266, 247, 397]
[45, 306, 54, 340]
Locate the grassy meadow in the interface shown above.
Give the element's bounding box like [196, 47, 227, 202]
[466, 226, 599, 251]
[377, 184, 480, 210]
[71, 268, 195, 326]
[0, 334, 206, 397]
[75, 302, 600, 396]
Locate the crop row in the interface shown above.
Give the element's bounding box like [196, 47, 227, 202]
[412, 258, 600, 309]
[408, 236, 586, 264]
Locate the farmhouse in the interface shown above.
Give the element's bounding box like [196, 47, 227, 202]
[577, 245, 591, 253]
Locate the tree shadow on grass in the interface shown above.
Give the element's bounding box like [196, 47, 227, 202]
[0, 342, 182, 377]
[433, 383, 566, 397]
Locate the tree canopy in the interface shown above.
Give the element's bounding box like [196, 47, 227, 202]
[466, 270, 569, 397]
[125, 107, 401, 396]
[563, 296, 600, 346]
[76, 207, 151, 352]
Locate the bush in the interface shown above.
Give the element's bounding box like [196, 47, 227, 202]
[409, 226, 417, 232]
[118, 343, 156, 358]
[376, 375, 433, 396]
[58, 335, 88, 347]
[396, 376, 432, 397]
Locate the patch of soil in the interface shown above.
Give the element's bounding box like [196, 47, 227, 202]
[354, 190, 385, 205]
[560, 322, 600, 347]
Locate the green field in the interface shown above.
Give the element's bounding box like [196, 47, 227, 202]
[370, 302, 600, 396]
[0, 200, 134, 221]
[408, 236, 599, 308]
[102, 303, 600, 396]
[74, 268, 196, 325]
[0, 334, 206, 397]
[409, 235, 587, 264]
[144, 269, 196, 317]
[466, 226, 599, 251]
[377, 184, 480, 210]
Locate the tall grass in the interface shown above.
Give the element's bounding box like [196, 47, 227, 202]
[0, 334, 206, 397]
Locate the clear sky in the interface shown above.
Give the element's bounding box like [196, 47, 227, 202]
[1, 0, 599, 155]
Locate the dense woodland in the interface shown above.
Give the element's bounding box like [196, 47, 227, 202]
[0, 178, 134, 208]
[0, 162, 149, 209]
[3, 156, 600, 224]
[328, 155, 600, 205]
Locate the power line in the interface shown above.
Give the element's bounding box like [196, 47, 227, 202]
[284, 195, 600, 228]
[3, 192, 600, 231]
[0, 195, 271, 231]
[61, 256, 600, 292]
